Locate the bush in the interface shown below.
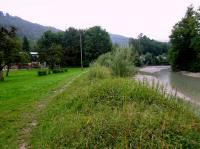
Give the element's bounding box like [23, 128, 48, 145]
[52, 69, 65, 74]
[63, 68, 68, 72]
[38, 70, 48, 76]
[96, 48, 136, 77]
[95, 52, 113, 67]
[87, 63, 111, 79]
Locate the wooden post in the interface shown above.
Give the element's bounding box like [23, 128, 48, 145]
[80, 31, 83, 70]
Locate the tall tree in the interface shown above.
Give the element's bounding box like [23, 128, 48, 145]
[169, 6, 200, 72]
[61, 27, 82, 66]
[46, 44, 62, 70]
[84, 26, 112, 66]
[22, 36, 30, 52]
[0, 26, 21, 80]
[37, 31, 63, 69]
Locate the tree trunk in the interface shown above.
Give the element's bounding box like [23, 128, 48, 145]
[0, 68, 4, 81]
[6, 64, 10, 77]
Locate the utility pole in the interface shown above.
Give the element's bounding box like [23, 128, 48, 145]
[80, 31, 83, 70]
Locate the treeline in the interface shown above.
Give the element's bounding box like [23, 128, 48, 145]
[129, 34, 170, 66]
[37, 26, 112, 68]
[169, 6, 200, 72]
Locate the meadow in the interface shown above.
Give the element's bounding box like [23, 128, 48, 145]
[0, 68, 82, 148]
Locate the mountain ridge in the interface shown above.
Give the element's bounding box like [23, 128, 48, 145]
[0, 11, 129, 45]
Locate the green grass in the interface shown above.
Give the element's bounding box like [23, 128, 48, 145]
[30, 68, 200, 148]
[0, 68, 82, 148]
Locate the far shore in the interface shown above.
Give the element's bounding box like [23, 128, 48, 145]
[180, 71, 200, 78]
[139, 66, 170, 74]
[139, 66, 200, 78]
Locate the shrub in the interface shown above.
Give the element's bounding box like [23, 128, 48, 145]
[95, 48, 136, 77]
[63, 68, 68, 72]
[95, 52, 113, 67]
[38, 70, 48, 76]
[52, 69, 65, 74]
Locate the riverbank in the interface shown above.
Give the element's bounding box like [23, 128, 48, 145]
[30, 66, 200, 148]
[139, 66, 170, 74]
[135, 74, 191, 102]
[181, 71, 200, 78]
[137, 66, 200, 106]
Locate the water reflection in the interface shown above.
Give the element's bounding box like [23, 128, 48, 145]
[154, 69, 200, 102]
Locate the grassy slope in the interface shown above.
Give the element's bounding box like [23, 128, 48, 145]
[0, 68, 82, 148]
[30, 71, 200, 148]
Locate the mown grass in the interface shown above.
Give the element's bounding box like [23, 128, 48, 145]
[30, 67, 200, 148]
[0, 68, 82, 148]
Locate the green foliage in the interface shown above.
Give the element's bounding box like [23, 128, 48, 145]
[19, 51, 31, 63]
[63, 68, 68, 72]
[169, 6, 200, 72]
[87, 63, 111, 79]
[38, 26, 113, 67]
[38, 32, 63, 70]
[0, 26, 22, 80]
[22, 36, 30, 52]
[84, 26, 112, 66]
[38, 70, 48, 76]
[31, 74, 200, 148]
[52, 69, 64, 74]
[129, 34, 169, 56]
[95, 52, 113, 67]
[95, 47, 136, 77]
[46, 44, 62, 70]
[61, 27, 81, 67]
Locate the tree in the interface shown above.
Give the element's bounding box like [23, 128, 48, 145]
[0, 26, 21, 80]
[84, 26, 112, 66]
[169, 6, 200, 72]
[37, 30, 61, 66]
[22, 36, 30, 52]
[61, 27, 82, 66]
[46, 44, 62, 70]
[129, 35, 169, 56]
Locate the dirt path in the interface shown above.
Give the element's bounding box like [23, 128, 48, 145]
[19, 72, 85, 149]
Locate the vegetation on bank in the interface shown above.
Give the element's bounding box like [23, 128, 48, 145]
[129, 34, 169, 66]
[30, 66, 200, 148]
[0, 68, 82, 148]
[169, 6, 200, 72]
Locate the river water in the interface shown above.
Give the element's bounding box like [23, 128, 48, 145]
[153, 69, 200, 103]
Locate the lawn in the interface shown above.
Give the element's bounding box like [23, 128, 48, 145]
[0, 68, 83, 148]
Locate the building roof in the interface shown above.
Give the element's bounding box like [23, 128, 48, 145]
[30, 52, 38, 55]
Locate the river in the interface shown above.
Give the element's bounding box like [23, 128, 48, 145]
[154, 68, 200, 103]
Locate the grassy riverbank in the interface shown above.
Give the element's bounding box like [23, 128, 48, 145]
[30, 67, 200, 148]
[0, 68, 82, 148]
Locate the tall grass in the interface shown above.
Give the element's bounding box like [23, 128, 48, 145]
[95, 47, 136, 77]
[87, 63, 112, 80]
[31, 67, 200, 148]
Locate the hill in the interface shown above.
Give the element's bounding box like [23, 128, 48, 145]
[0, 11, 61, 41]
[109, 33, 129, 46]
[0, 11, 130, 45]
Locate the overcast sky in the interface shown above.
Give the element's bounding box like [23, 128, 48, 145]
[0, 0, 199, 41]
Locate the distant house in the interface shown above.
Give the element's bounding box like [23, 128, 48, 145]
[30, 52, 39, 62]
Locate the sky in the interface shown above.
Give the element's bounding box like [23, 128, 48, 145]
[0, 0, 199, 41]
